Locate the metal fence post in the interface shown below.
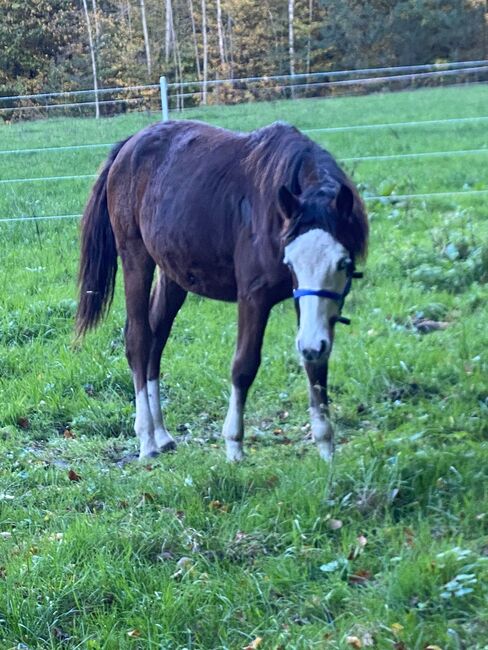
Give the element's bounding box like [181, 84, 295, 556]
[160, 76, 169, 121]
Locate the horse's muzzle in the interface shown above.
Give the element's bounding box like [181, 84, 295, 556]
[298, 339, 329, 363]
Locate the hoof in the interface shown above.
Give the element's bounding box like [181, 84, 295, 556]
[225, 440, 244, 462]
[317, 441, 334, 461]
[159, 439, 177, 454]
[139, 449, 160, 461]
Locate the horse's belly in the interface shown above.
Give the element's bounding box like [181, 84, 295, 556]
[158, 252, 238, 302]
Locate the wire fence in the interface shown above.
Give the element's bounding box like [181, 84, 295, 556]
[2, 59, 488, 119]
[1, 61, 487, 225]
[3, 188, 488, 226]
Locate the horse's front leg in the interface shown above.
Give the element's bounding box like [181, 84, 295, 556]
[223, 295, 271, 461]
[303, 361, 334, 461]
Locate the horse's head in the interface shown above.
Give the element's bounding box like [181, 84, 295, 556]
[280, 182, 359, 365]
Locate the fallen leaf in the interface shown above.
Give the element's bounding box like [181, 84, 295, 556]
[277, 436, 293, 445]
[403, 527, 415, 546]
[243, 637, 263, 650]
[328, 518, 343, 530]
[171, 556, 195, 579]
[53, 626, 70, 641]
[320, 559, 343, 573]
[209, 500, 229, 512]
[346, 635, 362, 649]
[68, 469, 81, 482]
[391, 623, 404, 636]
[394, 643, 407, 650]
[348, 569, 373, 586]
[413, 318, 449, 334]
[425, 646, 443, 650]
[127, 629, 141, 638]
[17, 417, 30, 429]
[63, 429, 75, 439]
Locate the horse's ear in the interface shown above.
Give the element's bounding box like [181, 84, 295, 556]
[336, 184, 354, 219]
[278, 185, 301, 221]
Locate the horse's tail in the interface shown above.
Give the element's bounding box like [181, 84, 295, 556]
[76, 138, 129, 337]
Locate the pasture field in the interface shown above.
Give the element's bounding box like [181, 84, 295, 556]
[0, 86, 487, 649]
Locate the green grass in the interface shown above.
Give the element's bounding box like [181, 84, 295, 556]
[0, 85, 487, 649]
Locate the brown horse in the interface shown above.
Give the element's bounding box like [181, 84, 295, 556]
[76, 120, 368, 461]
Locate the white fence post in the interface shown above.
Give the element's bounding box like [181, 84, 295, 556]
[160, 76, 169, 121]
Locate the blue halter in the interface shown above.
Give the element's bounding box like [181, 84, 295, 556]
[293, 272, 363, 325]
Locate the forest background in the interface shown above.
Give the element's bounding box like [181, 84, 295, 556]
[1, 0, 488, 104]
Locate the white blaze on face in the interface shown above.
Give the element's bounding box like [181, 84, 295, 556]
[284, 229, 349, 362]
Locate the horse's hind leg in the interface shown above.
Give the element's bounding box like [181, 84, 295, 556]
[223, 295, 271, 461]
[120, 240, 158, 459]
[147, 272, 187, 451]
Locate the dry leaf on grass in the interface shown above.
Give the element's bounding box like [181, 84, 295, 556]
[346, 635, 362, 649]
[68, 469, 81, 482]
[127, 629, 141, 638]
[362, 632, 375, 647]
[413, 318, 449, 334]
[348, 569, 373, 586]
[243, 637, 263, 650]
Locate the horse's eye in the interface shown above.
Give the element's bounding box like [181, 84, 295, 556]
[337, 256, 352, 272]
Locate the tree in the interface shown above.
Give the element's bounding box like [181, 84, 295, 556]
[81, 0, 99, 117]
[140, 0, 152, 78]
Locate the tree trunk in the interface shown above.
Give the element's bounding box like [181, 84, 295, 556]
[227, 14, 234, 79]
[127, 1, 132, 38]
[216, 0, 226, 68]
[170, 7, 183, 109]
[288, 0, 295, 97]
[201, 0, 208, 104]
[306, 0, 313, 74]
[188, 0, 201, 79]
[82, 0, 99, 118]
[91, 0, 101, 42]
[165, 0, 173, 63]
[140, 0, 152, 78]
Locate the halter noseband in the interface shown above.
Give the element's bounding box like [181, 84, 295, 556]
[293, 271, 363, 325]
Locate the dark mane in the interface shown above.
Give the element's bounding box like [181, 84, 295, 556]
[245, 121, 368, 259]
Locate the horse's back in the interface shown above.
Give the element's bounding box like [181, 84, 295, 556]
[106, 121, 250, 300]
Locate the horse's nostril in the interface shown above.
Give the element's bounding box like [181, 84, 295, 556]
[301, 340, 328, 362]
